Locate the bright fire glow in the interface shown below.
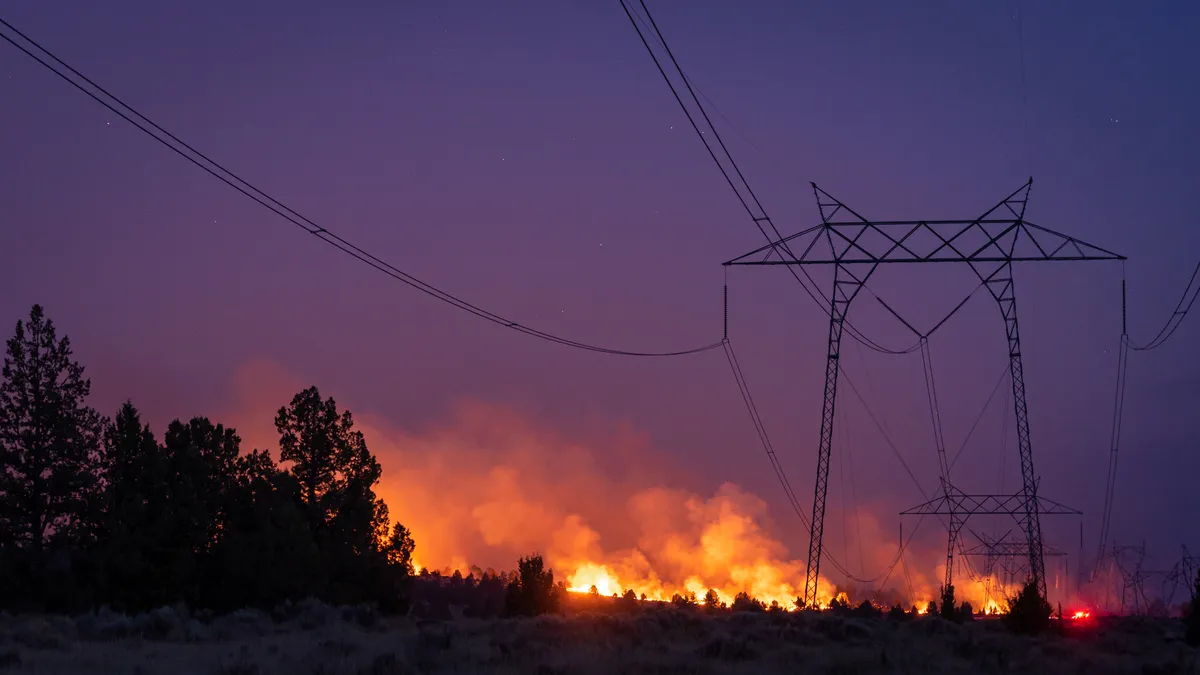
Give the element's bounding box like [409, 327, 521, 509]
[567, 562, 621, 596]
[219, 382, 1053, 619]
[561, 559, 840, 610]
[1070, 610, 1091, 620]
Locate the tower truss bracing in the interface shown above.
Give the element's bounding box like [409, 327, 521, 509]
[901, 487, 1081, 598]
[960, 529, 1067, 611]
[725, 179, 1124, 607]
[1162, 546, 1200, 608]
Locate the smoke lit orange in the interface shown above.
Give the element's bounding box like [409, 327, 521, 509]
[220, 364, 1062, 614]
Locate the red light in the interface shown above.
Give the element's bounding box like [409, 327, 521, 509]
[1069, 610, 1091, 620]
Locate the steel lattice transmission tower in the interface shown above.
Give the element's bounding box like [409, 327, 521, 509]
[901, 488, 1080, 601]
[960, 529, 1067, 612]
[725, 179, 1124, 608]
[1162, 546, 1200, 608]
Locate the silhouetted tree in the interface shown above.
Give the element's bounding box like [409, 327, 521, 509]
[207, 448, 321, 611]
[0, 306, 104, 549]
[887, 604, 908, 621]
[939, 584, 959, 623]
[0, 306, 419, 614]
[732, 591, 766, 613]
[504, 554, 558, 616]
[97, 402, 167, 609]
[384, 523, 415, 573]
[671, 591, 697, 608]
[0, 305, 104, 610]
[150, 417, 241, 604]
[959, 601, 975, 622]
[851, 600, 882, 619]
[1003, 579, 1052, 635]
[704, 589, 724, 610]
[926, 600, 938, 616]
[829, 595, 850, 615]
[768, 599, 784, 613]
[621, 588, 639, 612]
[276, 387, 367, 523]
[274, 386, 405, 606]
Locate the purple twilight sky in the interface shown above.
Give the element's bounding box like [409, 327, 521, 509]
[1, 1, 1197, 574]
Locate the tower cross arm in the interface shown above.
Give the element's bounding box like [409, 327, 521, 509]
[899, 492, 1082, 517]
[725, 218, 1125, 266]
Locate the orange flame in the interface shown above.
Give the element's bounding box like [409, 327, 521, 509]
[219, 365, 1029, 614]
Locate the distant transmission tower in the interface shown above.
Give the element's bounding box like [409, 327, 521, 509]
[1110, 543, 1152, 615]
[726, 180, 1124, 607]
[960, 529, 1066, 611]
[1162, 545, 1200, 608]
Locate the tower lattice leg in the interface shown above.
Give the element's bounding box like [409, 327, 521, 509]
[976, 259, 1046, 599]
[802, 264, 846, 608]
[803, 260, 876, 608]
[945, 505, 965, 596]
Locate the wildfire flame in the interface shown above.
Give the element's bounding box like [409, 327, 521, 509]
[220, 368, 1074, 616]
[567, 563, 621, 597]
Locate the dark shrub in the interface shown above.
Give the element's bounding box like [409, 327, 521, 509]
[1003, 579, 1052, 636]
[731, 591, 765, 613]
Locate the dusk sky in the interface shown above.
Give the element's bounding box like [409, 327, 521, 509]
[2, 1, 1197, 580]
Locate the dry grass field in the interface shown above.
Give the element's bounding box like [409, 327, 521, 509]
[0, 601, 1196, 675]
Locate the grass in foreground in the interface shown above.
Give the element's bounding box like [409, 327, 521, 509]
[0, 601, 1196, 675]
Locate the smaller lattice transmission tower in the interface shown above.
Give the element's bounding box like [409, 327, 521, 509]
[960, 529, 1067, 612]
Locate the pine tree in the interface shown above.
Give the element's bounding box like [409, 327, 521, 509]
[384, 522, 416, 574]
[621, 588, 639, 612]
[102, 403, 160, 532]
[0, 305, 104, 553]
[98, 402, 165, 609]
[275, 386, 366, 523]
[275, 386, 408, 606]
[732, 591, 766, 612]
[704, 589, 724, 610]
[208, 448, 321, 611]
[156, 417, 242, 604]
[504, 554, 558, 616]
[940, 584, 959, 622]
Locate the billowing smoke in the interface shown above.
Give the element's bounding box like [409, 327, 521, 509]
[218, 361, 1028, 610]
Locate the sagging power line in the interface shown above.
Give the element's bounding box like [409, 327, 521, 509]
[620, 0, 921, 356]
[0, 17, 723, 359]
[1128, 260, 1199, 351]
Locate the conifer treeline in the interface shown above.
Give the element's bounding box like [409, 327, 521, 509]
[0, 305, 414, 613]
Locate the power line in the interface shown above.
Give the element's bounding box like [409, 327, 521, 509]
[948, 364, 1010, 472]
[840, 369, 926, 497]
[722, 335, 914, 586]
[842, 399, 867, 577]
[621, 0, 922, 356]
[1095, 263, 1196, 572]
[0, 17, 724, 359]
[1096, 332, 1129, 569]
[1128, 260, 1199, 351]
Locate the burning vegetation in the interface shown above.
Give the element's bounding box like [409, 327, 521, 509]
[0, 304, 1159, 635]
